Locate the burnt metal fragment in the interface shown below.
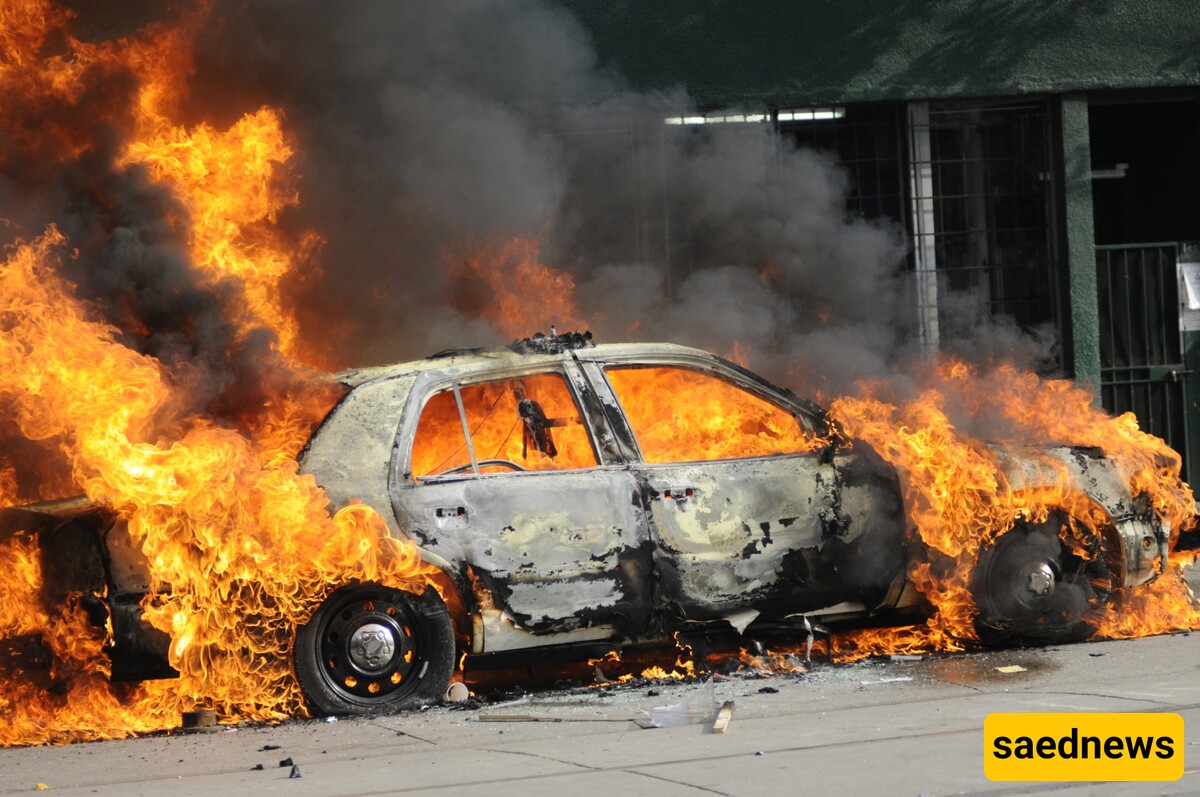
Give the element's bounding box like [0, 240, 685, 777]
[518, 398, 558, 458]
[509, 329, 594, 354]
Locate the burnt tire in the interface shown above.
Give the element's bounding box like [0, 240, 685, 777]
[971, 516, 1112, 646]
[294, 583, 454, 716]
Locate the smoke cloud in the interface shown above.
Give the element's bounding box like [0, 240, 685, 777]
[173, 0, 929, 392]
[44, 0, 1053, 405]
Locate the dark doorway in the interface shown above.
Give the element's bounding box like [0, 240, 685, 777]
[1090, 97, 1200, 483]
[1089, 99, 1200, 246]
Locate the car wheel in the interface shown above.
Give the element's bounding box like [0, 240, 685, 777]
[971, 514, 1112, 645]
[294, 583, 454, 716]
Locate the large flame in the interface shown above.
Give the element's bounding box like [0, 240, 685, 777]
[448, 234, 583, 340]
[0, 2, 434, 745]
[826, 361, 1199, 660]
[3, 0, 1199, 748]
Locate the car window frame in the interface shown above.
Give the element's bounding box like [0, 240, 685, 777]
[580, 355, 823, 467]
[396, 361, 610, 484]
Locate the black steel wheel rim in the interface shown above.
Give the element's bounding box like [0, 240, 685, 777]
[315, 589, 424, 704]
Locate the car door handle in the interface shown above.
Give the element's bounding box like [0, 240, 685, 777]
[430, 505, 470, 530]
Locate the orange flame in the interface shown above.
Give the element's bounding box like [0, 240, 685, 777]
[0, 3, 435, 746]
[448, 234, 583, 340]
[828, 360, 1199, 660]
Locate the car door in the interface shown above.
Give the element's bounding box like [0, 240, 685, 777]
[583, 357, 901, 621]
[389, 363, 651, 639]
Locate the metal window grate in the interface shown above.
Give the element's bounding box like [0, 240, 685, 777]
[1096, 243, 1187, 467]
[778, 103, 906, 223]
[912, 101, 1060, 343]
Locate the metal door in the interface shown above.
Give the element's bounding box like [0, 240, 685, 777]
[1096, 243, 1191, 479]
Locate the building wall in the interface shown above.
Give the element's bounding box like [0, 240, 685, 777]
[559, 0, 1200, 107]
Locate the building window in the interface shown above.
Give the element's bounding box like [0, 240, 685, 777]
[778, 103, 906, 223]
[909, 99, 1061, 356]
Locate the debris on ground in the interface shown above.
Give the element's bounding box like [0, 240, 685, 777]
[994, 665, 1027, 673]
[859, 676, 914, 686]
[180, 709, 218, 733]
[444, 682, 470, 703]
[650, 679, 718, 728]
[710, 701, 735, 734]
[477, 711, 650, 723]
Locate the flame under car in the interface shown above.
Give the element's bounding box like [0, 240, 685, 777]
[4, 335, 1174, 716]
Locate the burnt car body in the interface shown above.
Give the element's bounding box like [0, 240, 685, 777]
[3, 335, 1173, 715]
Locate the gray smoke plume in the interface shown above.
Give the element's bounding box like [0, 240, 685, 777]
[49, 0, 1053, 406]
[170, 0, 937, 395]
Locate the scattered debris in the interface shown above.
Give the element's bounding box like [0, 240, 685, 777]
[650, 699, 697, 727]
[324, 716, 338, 723]
[994, 665, 1027, 674]
[889, 654, 923, 662]
[288, 765, 302, 779]
[651, 678, 718, 728]
[251, 764, 264, 771]
[594, 663, 612, 684]
[859, 676, 914, 686]
[259, 744, 281, 751]
[710, 701, 736, 734]
[478, 711, 649, 723]
[1088, 652, 1107, 657]
[35, 785, 50, 791]
[724, 608, 760, 635]
[444, 682, 470, 703]
[758, 686, 779, 694]
[180, 709, 218, 733]
[279, 757, 294, 767]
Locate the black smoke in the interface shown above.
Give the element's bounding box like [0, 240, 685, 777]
[49, 0, 1050, 403]
[164, 0, 924, 392]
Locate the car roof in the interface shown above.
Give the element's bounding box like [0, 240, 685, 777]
[335, 341, 719, 388]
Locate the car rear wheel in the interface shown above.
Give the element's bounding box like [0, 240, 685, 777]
[971, 514, 1112, 645]
[294, 583, 454, 716]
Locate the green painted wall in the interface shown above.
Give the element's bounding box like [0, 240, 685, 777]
[559, 1, 1200, 108]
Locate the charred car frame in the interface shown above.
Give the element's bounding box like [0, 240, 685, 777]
[2, 333, 1173, 715]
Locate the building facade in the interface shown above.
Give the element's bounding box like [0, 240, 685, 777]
[559, 0, 1200, 478]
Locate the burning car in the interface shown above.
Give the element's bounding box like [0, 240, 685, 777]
[2, 332, 1174, 717]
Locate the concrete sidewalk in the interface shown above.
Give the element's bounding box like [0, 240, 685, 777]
[2, 629, 1198, 796]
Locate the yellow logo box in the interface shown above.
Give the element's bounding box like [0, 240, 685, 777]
[984, 713, 1184, 781]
